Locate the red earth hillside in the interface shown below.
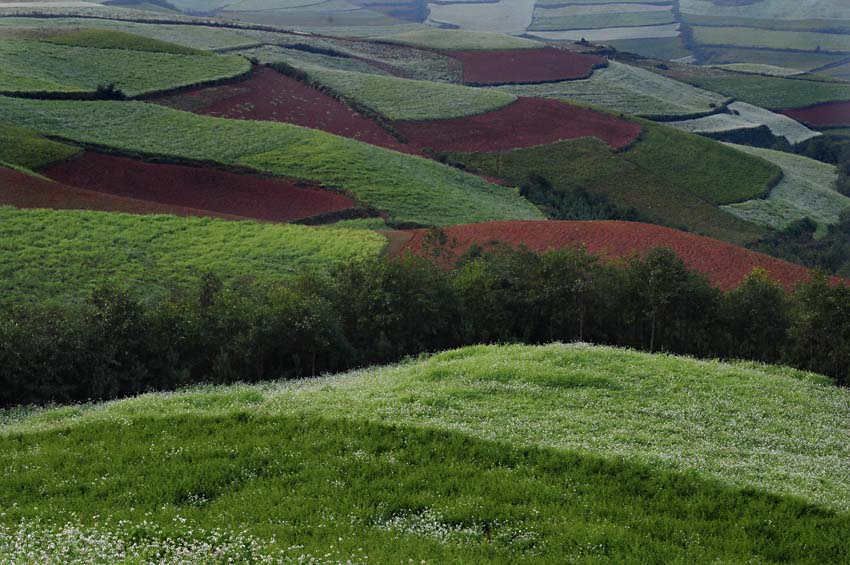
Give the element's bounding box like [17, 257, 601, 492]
[154, 67, 420, 155]
[782, 101, 850, 127]
[394, 97, 641, 153]
[449, 47, 603, 85]
[398, 220, 821, 291]
[0, 166, 248, 219]
[42, 153, 357, 223]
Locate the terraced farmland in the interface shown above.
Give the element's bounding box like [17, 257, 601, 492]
[401, 220, 815, 290]
[530, 2, 675, 32]
[44, 28, 204, 54]
[721, 145, 848, 235]
[0, 36, 249, 96]
[784, 101, 850, 128]
[0, 123, 80, 171]
[493, 60, 728, 118]
[669, 101, 820, 145]
[449, 47, 603, 85]
[0, 97, 543, 226]
[303, 67, 517, 120]
[0, 207, 386, 305]
[381, 28, 539, 50]
[692, 26, 850, 53]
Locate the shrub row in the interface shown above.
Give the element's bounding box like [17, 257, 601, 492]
[2, 244, 848, 406]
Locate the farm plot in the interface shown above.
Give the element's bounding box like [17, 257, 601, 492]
[43, 152, 359, 222]
[0, 206, 386, 305]
[711, 63, 804, 77]
[0, 37, 249, 96]
[155, 67, 419, 155]
[679, 0, 850, 21]
[529, 23, 680, 42]
[669, 102, 820, 145]
[0, 97, 543, 226]
[0, 165, 249, 219]
[721, 144, 848, 235]
[783, 101, 850, 128]
[303, 67, 516, 120]
[0, 123, 79, 170]
[381, 28, 539, 50]
[493, 60, 728, 118]
[394, 97, 642, 152]
[530, 3, 675, 32]
[43, 28, 204, 54]
[426, 0, 536, 34]
[692, 26, 850, 53]
[448, 47, 603, 85]
[401, 220, 814, 290]
[231, 45, 394, 76]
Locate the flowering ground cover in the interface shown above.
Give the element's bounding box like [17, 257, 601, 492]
[2, 343, 849, 561]
[448, 47, 603, 85]
[394, 97, 642, 153]
[400, 220, 815, 290]
[43, 152, 358, 222]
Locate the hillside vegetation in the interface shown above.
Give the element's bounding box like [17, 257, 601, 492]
[44, 29, 207, 55]
[0, 207, 385, 305]
[2, 344, 849, 562]
[0, 97, 542, 226]
[0, 123, 80, 170]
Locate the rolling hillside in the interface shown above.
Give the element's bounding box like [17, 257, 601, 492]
[2, 344, 849, 561]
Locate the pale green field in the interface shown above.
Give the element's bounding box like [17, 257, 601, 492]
[381, 28, 539, 50]
[722, 144, 847, 234]
[531, 4, 675, 32]
[680, 0, 850, 20]
[693, 26, 850, 53]
[669, 101, 819, 145]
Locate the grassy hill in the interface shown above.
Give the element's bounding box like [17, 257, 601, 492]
[0, 97, 543, 226]
[2, 343, 849, 562]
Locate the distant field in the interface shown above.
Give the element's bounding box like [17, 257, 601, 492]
[700, 46, 846, 71]
[449, 47, 602, 85]
[722, 145, 847, 235]
[529, 23, 680, 42]
[493, 60, 728, 117]
[784, 101, 850, 128]
[669, 101, 820, 145]
[0, 207, 385, 305]
[530, 4, 675, 32]
[304, 67, 516, 120]
[711, 63, 804, 77]
[381, 28, 539, 50]
[426, 0, 535, 34]
[232, 45, 392, 75]
[0, 37, 249, 96]
[604, 36, 691, 60]
[679, 0, 850, 21]
[0, 97, 542, 226]
[693, 26, 850, 53]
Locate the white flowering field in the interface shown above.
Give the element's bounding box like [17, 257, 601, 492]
[2, 343, 850, 562]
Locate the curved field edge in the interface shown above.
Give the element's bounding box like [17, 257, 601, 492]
[7, 343, 849, 514]
[0, 207, 386, 305]
[0, 97, 543, 226]
[1, 411, 848, 563]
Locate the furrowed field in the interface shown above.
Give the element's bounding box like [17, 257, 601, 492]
[0, 97, 543, 226]
[1, 344, 849, 562]
[0, 207, 385, 305]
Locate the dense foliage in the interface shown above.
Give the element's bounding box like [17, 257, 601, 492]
[4, 243, 849, 407]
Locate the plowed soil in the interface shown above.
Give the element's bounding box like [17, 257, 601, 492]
[42, 153, 357, 223]
[0, 166, 245, 219]
[156, 67, 419, 155]
[394, 97, 641, 152]
[449, 47, 603, 85]
[782, 101, 850, 127]
[400, 220, 818, 290]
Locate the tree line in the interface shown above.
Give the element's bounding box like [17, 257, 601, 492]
[2, 243, 849, 406]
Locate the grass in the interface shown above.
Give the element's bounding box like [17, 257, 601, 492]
[0, 97, 543, 226]
[693, 26, 850, 53]
[721, 144, 848, 235]
[0, 207, 386, 305]
[493, 61, 727, 118]
[43, 28, 206, 55]
[0, 123, 80, 170]
[2, 343, 850, 562]
[305, 67, 516, 121]
[450, 134, 767, 244]
[0, 38, 249, 97]
[380, 28, 539, 50]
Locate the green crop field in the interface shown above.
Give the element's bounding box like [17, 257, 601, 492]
[722, 144, 848, 235]
[605, 36, 692, 60]
[0, 97, 542, 226]
[0, 123, 80, 171]
[305, 67, 516, 120]
[44, 28, 206, 55]
[679, 0, 850, 21]
[0, 207, 386, 306]
[2, 344, 849, 561]
[493, 61, 728, 118]
[450, 131, 770, 244]
[693, 26, 850, 53]
[381, 28, 539, 50]
[0, 37, 249, 97]
[530, 7, 675, 32]
[699, 47, 845, 71]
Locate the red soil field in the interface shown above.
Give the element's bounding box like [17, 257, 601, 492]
[782, 100, 850, 127]
[157, 67, 419, 155]
[0, 167, 248, 219]
[399, 220, 818, 291]
[449, 47, 603, 85]
[42, 153, 357, 223]
[394, 97, 641, 153]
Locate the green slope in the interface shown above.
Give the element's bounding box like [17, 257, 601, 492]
[0, 97, 542, 226]
[3, 344, 849, 562]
